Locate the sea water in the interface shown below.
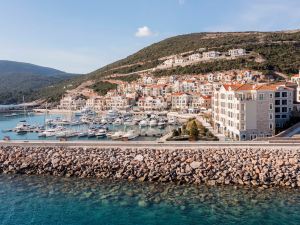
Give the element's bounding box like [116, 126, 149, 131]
[0, 113, 176, 141]
[0, 174, 299, 225]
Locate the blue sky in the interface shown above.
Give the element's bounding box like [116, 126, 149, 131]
[0, 0, 299, 74]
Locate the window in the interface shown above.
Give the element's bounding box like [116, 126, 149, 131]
[258, 93, 264, 100]
[275, 115, 281, 119]
[275, 100, 280, 105]
[269, 103, 273, 110]
[275, 92, 280, 98]
[269, 93, 273, 99]
[269, 123, 273, 129]
[269, 113, 273, 120]
[275, 107, 281, 113]
[241, 104, 245, 111]
[282, 107, 287, 112]
[282, 115, 287, 118]
[282, 92, 287, 97]
[282, 100, 287, 105]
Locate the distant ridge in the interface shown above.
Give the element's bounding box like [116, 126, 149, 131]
[0, 60, 80, 104]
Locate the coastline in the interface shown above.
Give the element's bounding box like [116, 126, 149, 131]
[0, 140, 299, 188]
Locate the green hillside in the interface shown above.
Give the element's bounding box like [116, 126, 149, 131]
[20, 30, 300, 103]
[0, 60, 80, 104]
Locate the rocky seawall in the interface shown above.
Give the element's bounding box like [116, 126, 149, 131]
[0, 145, 299, 188]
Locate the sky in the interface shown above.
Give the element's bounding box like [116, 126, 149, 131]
[0, 0, 299, 74]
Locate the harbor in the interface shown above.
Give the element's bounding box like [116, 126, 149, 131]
[0, 108, 181, 141]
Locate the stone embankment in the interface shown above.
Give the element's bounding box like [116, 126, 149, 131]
[0, 145, 299, 188]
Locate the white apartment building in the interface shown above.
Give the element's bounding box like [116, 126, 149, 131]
[137, 96, 168, 111]
[212, 83, 293, 140]
[203, 51, 221, 59]
[171, 93, 192, 110]
[86, 96, 106, 112]
[59, 95, 86, 110]
[228, 49, 246, 57]
[188, 53, 201, 61]
[199, 82, 213, 96]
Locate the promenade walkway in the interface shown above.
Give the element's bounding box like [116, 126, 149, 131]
[196, 115, 226, 141]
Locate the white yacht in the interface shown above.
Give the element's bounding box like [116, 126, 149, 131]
[122, 130, 139, 140]
[78, 131, 88, 137]
[168, 117, 177, 125]
[87, 130, 96, 138]
[139, 120, 148, 127]
[14, 121, 30, 134]
[158, 120, 166, 128]
[113, 118, 123, 126]
[106, 109, 119, 120]
[149, 119, 158, 127]
[124, 119, 134, 126]
[95, 129, 107, 138]
[40, 126, 65, 137]
[111, 131, 125, 140]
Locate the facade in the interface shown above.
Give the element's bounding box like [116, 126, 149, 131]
[203, 51, 221, 59]
[59, 96, 86, 110]
[212, 83, 293, 140]
[171, 93, 192, 110]
[188, 53, 201, 61]
[228, 49, 246, 57]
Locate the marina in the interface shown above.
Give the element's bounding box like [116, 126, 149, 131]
[0, 109, 180, 141]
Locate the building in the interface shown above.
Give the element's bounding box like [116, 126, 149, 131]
[58, 95, 86, 110]
[188, 53, 201, 61]
[191, 94, 212, 110]
[203, 51, 221, 59]
[228, 49, 246, 57]
[171, 93, 192, 111]
[212, 83, 293, 141]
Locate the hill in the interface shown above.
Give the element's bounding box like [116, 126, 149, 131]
[0, 60, 79, 104]
[18, 30, 300, 103]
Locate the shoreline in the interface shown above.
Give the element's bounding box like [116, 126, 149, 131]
[0, 140, 299, 189]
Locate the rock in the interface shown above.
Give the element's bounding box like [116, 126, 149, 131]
[138, 200, 149, 207]
[190, 161, 201, 169]
[134, 154, 144, 162]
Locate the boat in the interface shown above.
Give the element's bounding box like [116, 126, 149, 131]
[40, 126, 65, 137]
[87, 130, 96, 138]
[106, 132, 113, 138]
[95, 129, 107, 138]
[78, 131, 88, 137]
[101, 118, 108, 124]
[106, 109, 118, 119]
[139, 120, 148, 127]
[124, 119, 134, 126]
[133, 117, 141, 124]
[111, 131, 125, 140]
[14, 121, 31, 134]
[122, 130, 139, 140]
[158, 120, 166, 128]
[113, 118, 123, 126]
[149, 119, 158, 127]
[168, 117, 178, 125]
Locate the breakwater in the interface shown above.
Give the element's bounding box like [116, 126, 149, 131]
[0, 142, 299, 188]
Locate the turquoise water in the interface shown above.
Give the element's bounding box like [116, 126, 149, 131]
[0, 113, 175, 141]
[0, 174, 299, 225]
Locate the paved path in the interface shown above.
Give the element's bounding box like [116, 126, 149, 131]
[2, 139, 300, 149]
[196, 115, 226, 141]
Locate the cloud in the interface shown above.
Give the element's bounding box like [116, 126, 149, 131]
[135, 26, 154, 37]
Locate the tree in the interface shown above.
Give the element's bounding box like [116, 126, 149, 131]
[172, 129, 180, 137]
[189, 121, 199, 140]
